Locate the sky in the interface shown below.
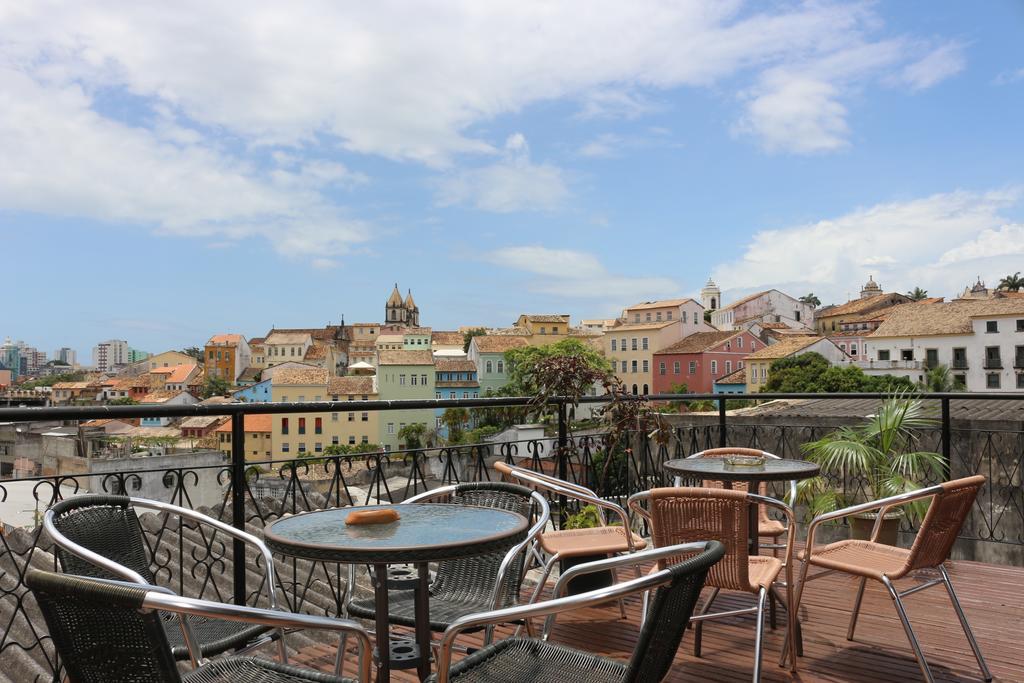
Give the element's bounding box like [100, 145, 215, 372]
[2, 1, 1024, 358]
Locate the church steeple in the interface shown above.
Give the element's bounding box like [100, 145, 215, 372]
[385, 284, 421, 326]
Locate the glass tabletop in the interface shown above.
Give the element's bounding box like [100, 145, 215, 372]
[263, 503, 529, 563]
[662, 457, 820, 481]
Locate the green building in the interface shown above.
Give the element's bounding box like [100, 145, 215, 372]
[376, 350, 436, 451]
[467, 335, 528, 395]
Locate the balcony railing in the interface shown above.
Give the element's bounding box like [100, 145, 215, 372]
[984, 360, 1003, 369]
[2, 391, 1023, 680]
[855, 359, 922, 370]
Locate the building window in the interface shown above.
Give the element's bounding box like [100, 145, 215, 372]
[711, 360, 718, 374]
[953, 347, 968, 369]
[1017, 374, 1024, 389]
[986, 373, 1000, 389]
[631, 383, 638, 395]
[725, 361, 732, 373]
[421, 374, 427, 385]
[486, 360, 493, 373]
[348, 412, 355, 422]
[315, 442, 323, 453]
[298, 442, 306, 453]
[332, 435, 339, 445]
[667, 311, 673, 320]
[399, 374, 406, 385]
[659, 362, 666, 376]
[621, 361, 627, 372]
[878, 350, 891, 361]
[436, 391, 441, 399]
[314, 417, 322, 434]
[750, 342, 756, 351]
[387, 422, 395, 434]
[642, 359, 649, 373]
[1017, 319, 1024, 332]
[631, 338, 638, 351]
[611, 339, 617, 351]
[642, 337, 649, 350]
[986, 320, 998, 333]
[642, 383, 649, 394]
[761, 366, 767, 380]
[737, 337, 743, 348]
[673, 361, 680, 374]
[281, 418, 289, 435]
[282, 442, 289, 452]
[985, 346, 1002, 369]
[656, 312, 662, 321]
[634, 314, 640, 322]
[688, 361, 696, 374]
[850, 344, 858, 356]
[1016, 345, 1024, 368]
[449, 391, 456, 399]
[620, 338, 626, 351]
[411, 374, 418, 385]
[332, 412, 339, 421]
[298, 418, 306, 435]
[925, 349, 939, 369]
[362, 436, 369, 444]
[539, 326, 546, 334]
[349, 436, 356, 445]
[901, 349, 914, 361]
[631, 360, 638, 373]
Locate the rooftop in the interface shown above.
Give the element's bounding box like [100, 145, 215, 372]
[716, 289, 773, 312]
[625, 298, 696, 310]
[519, 314, 570, 322]
[377, 350, 435, 366]
[471, 336, 529, 353]
[265, 331, 314, 345]
[870, 298, 1024, 337]
[745, 335, 825, 360]
[213, 413, 273, 432]
[435, 359, 477, 372]
[715, 366, 748, 384]
[654, 331, 742, 355]
[817, 293, 909, 318]
[327, 375, 376, 395]
[431, 331, 464, 346]
[271, 367, 331, 385]
[164, 364, 198, 383]
[206, 333, 245, 345]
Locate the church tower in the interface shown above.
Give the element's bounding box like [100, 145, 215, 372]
[860, 275, 882, 299]
[404, 289, 419, 327]
[386, 283, 406, 324]
[700, 277, 721, 312]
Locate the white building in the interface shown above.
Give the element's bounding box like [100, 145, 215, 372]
[711, 289, 814, 332]
[263, 332, 313, 367]
[92, 339, 129, 372]
[863, 299, 1024, 391]
[54, 347, 78, 367]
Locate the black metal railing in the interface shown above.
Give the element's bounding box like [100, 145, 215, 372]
[1, 391, 1023, 681]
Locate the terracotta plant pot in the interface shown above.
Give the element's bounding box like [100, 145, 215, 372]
[849, 509, 905, 546]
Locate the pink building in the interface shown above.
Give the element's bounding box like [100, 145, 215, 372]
[652, 330, 761, 394]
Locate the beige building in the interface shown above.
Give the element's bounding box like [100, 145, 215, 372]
[215, 414, 272, 461]
[514, 314, 572, 345]
[327, 375, 380, 448]
[745, 336, 847, 391]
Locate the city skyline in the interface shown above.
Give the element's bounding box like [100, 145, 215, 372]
[3, 2, 1023, 354]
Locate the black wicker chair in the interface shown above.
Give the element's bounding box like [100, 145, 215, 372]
[428, 540, 726, 683]
[26, 569, 372, 683]
[346, 482, 549, 635]
[44, 494, 286, 666]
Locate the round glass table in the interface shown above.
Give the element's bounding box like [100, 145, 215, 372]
[662, 457, 820, 554]
[264, 503, 528, 682]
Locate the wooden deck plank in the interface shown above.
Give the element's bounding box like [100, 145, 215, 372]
[292, 557, 1024, 682]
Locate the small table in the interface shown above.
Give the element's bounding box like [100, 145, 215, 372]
[263, 503, 528, 683]
[662, 458, 820, 555]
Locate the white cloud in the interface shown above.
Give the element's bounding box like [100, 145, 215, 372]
[994, 67, 1024, 86]
[578, 134, 624, 159]
[487, 245, 678, 303]
[435, 134, 569, 212]
[900, 42, 965, 91]
[0, 1, 965, 167]
[0, 68, 369, 260]
[735, 75, 850, 153]
[711, 188, 1024, 306]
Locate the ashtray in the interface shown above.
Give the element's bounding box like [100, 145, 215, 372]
[723, 455, 766, 468]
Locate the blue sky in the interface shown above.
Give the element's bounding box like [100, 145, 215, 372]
[2, 1, 1024, 358]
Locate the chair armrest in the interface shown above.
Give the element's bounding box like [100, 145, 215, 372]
[511, 470, 631, 533]
[142, 591, 373, 683]
[435, 541, 716, 683]
[43, 508, 151, 585]
[130, 498, 281, 610]
[803, 484, 942, 557]
[549, 542, 708, 601]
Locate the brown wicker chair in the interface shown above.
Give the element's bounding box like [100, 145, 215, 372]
[628, 487, 796, 682]
[681, 448, 796, 556]
[791, 475, 991, 683]
[494, 461, 647, 610]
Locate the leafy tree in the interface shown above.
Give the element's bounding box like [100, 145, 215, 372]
[919, 364, 957, 392]
[398, 422, 428, 450]
[998, 271, 1024, 292]
[202, 375, 230, 398]
[906, 287, 929, 301]
[799, 293, 821, 308]
[109, 397, 139, 405]
[462, 328, 487, 353]
[182, 346, 204, 362]
[20, 371, 87, 389]
[703, 309, 712, 324]
[764, 352, 915, 393]
[440, 407, 470, 442]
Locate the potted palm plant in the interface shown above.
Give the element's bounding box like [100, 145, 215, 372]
[798, 394, 945, 545]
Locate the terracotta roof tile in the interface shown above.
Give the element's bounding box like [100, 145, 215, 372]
[745, 336, 825, 360]
[214, 414, 273, 433]
[431, 331, 464, 346]
[207, 334, 244, 345]
[609, 320, 677, 331]
[626, 298, 696, 310]
[472, 336, 529, 353]
[271, 367, 330, 385]
[303, 345, 327, 360]
[165, 364, 198, 384]
[654, 331, 741, 355]
[139, 390, 182, 403]
[716, 367, 748, 384]
[378, 350, 434, 365]
[520, 314, 570, 322]
[327, 376, 376, 395]
[817, 293, 910, 318]
[265, 331, 313, 345]
[435, 359, 477, 372]
[871, 299, 1024, 337]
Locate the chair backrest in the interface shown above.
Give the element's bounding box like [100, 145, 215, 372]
[26, 569, 181, 683]
[620, 540, 725, 683]
[48, 494, 156, 583]
[421, 482, 539, 607]
[646, 487, 750, 593]
[688, 448, 779, 523]
[907, 475, 985, 571]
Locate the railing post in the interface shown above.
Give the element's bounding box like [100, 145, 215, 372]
[231, 413, 247, 606]
[557, 400, 568, 528]
[718, 396, 727, 448]
[941, 397, 952, 481]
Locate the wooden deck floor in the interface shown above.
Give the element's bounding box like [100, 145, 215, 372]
[293, 558, 1023, 682]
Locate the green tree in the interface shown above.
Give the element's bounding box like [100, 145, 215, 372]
[440, 407, 470, 443]
[20, 371, 86, 389]
[906, 287, 929, 301]
[764, 352, 915, 393]
[919, 364, 957, 392]
[799, 293, 821, 308]
[462, 328, 487, 353]
[109, 397, 139, 405]
[998, 271, 1024, 292]
[202, 375, 230, 398]
[703, 309, 712, 324]
[398, 422, 428, 450]
[182, 346, 204, 362]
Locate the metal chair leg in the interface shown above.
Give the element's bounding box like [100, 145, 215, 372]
[780, 557, 812, 668]
[752, 586, 768, 682]
[847, 577, 868, 641]
[693, 587, 720, 658]
[334, 632, 348, 678]
[937, 565, 992, 682]
[881, 575, 935, 683]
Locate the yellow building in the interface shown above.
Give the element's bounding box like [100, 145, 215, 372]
[514, 314, 572, 345]
[816, 287, 912, 335]
[327, 375, 380, 449]
[141, 350, 195, 371]
[215, 414, 273, 461]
